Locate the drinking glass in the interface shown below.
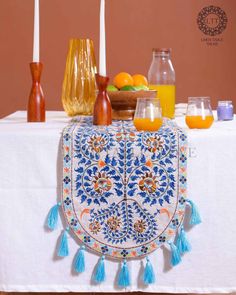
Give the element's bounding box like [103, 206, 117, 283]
[62, 39, 97, 116]
[133, 98, 163, 131]
[185, 97, 214, 129]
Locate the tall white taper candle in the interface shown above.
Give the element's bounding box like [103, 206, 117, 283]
[99, 0, 106, 76]
[33, 0, 39, 62]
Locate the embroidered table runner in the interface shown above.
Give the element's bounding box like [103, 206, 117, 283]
[47, 117, 201, 286]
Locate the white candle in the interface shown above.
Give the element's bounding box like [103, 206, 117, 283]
[99, 0, 106, 76]
[33, 0, 40, 62]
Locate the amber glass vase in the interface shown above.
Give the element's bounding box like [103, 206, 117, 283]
[62, 39, 97, 116]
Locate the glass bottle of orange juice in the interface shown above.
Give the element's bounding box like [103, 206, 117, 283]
[148, 48, 175, 119]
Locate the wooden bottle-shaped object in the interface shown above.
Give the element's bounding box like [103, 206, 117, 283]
[27, 62, 45, 122]
[93, 74, 112, 126]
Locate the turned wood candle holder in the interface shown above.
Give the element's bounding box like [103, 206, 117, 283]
[27, 62, 45, 122]
[93, 74, 112, 126]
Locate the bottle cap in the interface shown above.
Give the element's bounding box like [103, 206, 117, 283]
[152, 48, 171, 54]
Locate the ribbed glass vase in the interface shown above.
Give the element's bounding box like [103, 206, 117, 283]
[62, 39, 97, 116]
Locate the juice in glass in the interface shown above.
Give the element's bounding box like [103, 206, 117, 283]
[186, 97, 214, 129]
[149, 84, 175, 119]
[134, 98, 162, 132]
[185, 115, 214, 129]
[133, 117, 163, 131]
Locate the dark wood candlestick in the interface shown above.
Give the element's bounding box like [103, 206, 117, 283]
[27, 62, 45, 122]
[93, 74, 112, 126]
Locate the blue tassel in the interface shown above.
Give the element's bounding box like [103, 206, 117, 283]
[118, 259, 131, 288]
[143, 257, 155, 285]
[186, 199, 202, 225]
[47, 202, 61, 230]
[176, 226, 191, 254]
[74, 245, 85, 273]
[93, 255, 106, 283]
[57, 229, 69, 257]
[169, 242, 181, 266]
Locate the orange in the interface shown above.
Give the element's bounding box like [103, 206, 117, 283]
[113, 72, 133, 89]
[132, 74, 148, 86]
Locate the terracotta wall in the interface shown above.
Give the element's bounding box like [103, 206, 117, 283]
[0, 0, 236, 118]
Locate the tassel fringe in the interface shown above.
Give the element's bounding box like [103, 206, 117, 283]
[176, 226, 191, 254]
[93, 255, 106, 283]
[74, 245, 85, 273]
[47, 202, 61, 230]
[118, 259, 131, 288]
[57, 228, 69, 257]
[169, 242, 181, 266]
[186, 199, 202, 225]
[143, 257, 155, 285]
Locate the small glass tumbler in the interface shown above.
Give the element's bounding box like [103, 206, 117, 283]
[217, 101, 234, 121]
[133, 98, 163, 131]
[185, 97, 214, 129]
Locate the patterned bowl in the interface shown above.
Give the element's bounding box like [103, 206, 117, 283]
[108, 90, 157, 120]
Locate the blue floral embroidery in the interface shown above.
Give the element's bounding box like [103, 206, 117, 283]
[63, 133, 70, 141]
[63, 176, 71, 184]
[61, 117, 188, 258]
[64, 155, 71, 163]
[141, 246, 148, 254]
[121, 249, 129, 257]
[64, 197, 71, 206]
[84, 236, 91, 243]
[180, 176, 187, 184]
[179, 197, 185, 204]
[101, 245, 108, 253]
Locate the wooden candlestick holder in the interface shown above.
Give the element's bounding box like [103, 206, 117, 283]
[27, 62, 45, 122]
[93, 74, 112, 126]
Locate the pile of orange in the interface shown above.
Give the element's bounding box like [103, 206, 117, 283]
[113, 72, 148, 90]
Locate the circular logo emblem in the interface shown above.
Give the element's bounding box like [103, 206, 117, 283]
[197, 6, 227, 36]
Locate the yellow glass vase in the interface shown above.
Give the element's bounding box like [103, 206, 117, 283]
[62, 39, 97, 116]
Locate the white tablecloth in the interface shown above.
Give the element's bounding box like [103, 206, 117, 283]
[0, 111, 236, 293]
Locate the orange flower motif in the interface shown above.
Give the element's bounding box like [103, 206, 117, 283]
[178, 210, 184, 217]
[98, 160, 106, 168]
[151, 242, 157, 249]
[64, 188, 69, 194]
[145, 159, 153, 168]
[88, 135, 106, 153]
[107, 216, 121, 231]
[64, 167, 69, 173]
[139, 172, 158, 194]
[129, 132, 135, 141]
[67, 210, 72, 216]
[167, 229, 174, 236]
[180, 167, 186, 173]
[89, 220, 101, 234]
[76, 229, 82, 235]
[93, 172, 112, 194]
[134, 219, 146, 233]
[145, 135, 164, 153]
[93, 243, 99, 249]
[65, 146, 69, 152]
[112, 251, 118, 256]
[131, 251, 137, 257]
[116, 132, 123, 142]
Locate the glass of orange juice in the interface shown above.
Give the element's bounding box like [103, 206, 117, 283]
[133, 98, 163, 131]
[185, 97, 214, 129]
